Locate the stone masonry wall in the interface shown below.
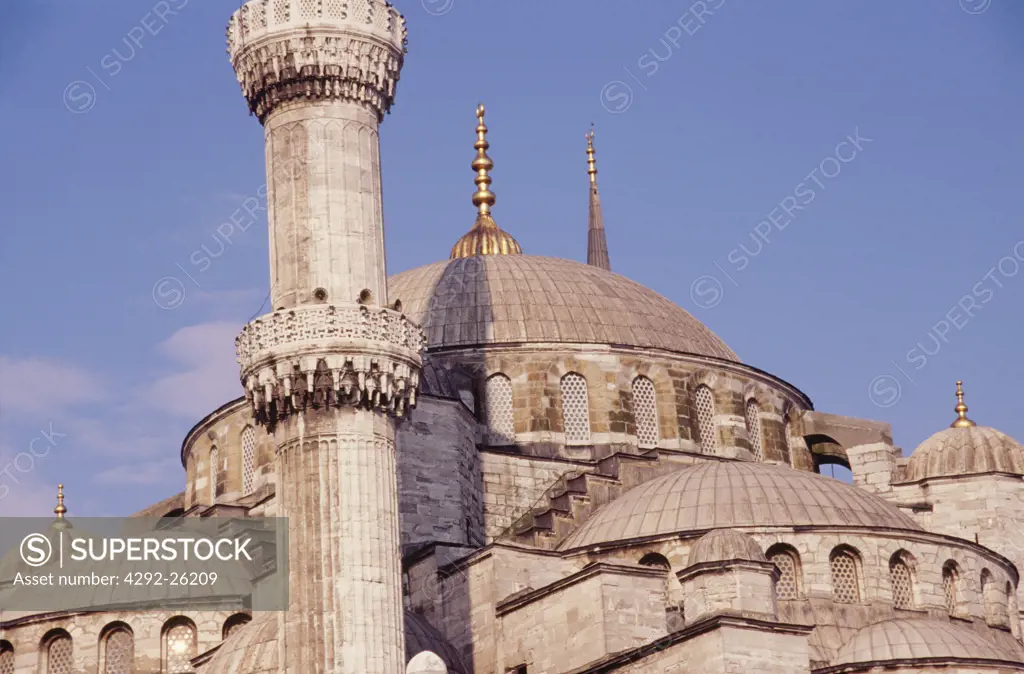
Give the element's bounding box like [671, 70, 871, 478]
[397, 397, 483, 548]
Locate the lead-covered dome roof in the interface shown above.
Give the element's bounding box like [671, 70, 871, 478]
[388, 255, 738, 360]
[905, 426, 1024, 481]
[559, 461, 922, 550]
[688, 528, 766, 566]
[833, 618, 1024, 666]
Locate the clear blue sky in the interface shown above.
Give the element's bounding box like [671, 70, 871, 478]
[1, 0, 1021, 515]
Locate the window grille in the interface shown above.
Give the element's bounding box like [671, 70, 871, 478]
[485, 375, 515, 445]
[830, 550, 861, 604]
[770, 549, 800, 600]
[103, 629, 133, 674]
[0, 646, 13, 674]
[745, 400, 764, 461]
[47, 635, 73, 674]
[242, 426, 256, 495]
[209, 447, 218, 504]
[561, 374, 591, 444]
[694, 386, 717, 453]
[890, 558, 913, 609]
[942, 563, 958, 615]
[164, 623, 196, 673]
[632, 377, 659, 448]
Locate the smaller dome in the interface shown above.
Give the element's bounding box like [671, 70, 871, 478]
[834, 618, 1024, 665]
[688, 529, 765, 566]
[906, 426, 1024, 481]
[450, 214, 522, 259]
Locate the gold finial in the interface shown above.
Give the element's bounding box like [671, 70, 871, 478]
[586, 124, 598, 186]
[450, 104, 522, 259]
[472, 104, 495, 216]
[54, 484, 67, 518]
[951, 380, 977, 428]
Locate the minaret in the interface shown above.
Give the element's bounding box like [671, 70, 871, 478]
[228, 2, 422, 673]
[586, 127, 611, 271]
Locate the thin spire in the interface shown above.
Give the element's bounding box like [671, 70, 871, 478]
[586, 125, 611, 271]
[450, 104, 522, 259]
[951, 380, 977, 428]
[54, 483, 67, 518]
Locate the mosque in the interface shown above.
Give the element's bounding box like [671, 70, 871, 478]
[3, 0, 1024, 672]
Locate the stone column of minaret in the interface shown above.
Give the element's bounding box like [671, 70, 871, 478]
[228, 2, 422, 672]
[586, 127, 611, 271]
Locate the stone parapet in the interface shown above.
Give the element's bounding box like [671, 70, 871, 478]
[236, 303, 423, 422]
[227, 0, 407, 122]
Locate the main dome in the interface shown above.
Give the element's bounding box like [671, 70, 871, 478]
[387, 255, 738, 360]
[559, 461, 922, 550]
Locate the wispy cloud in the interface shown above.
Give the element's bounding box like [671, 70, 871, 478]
[147, 321, 244, 419]
[0, 356, 108, 418]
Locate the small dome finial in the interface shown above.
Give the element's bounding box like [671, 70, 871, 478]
[450, 104, 522, 259]
[951, 380, 977, 428]
[54, 484, 67, 518]
[586, 124, 598, 186]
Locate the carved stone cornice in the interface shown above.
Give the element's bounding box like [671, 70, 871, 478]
[236, 304, 424, 422]
[227, 0, 407, 123]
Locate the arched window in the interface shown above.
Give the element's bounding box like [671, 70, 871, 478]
[1008, 582, 1020, 639]
[694, 385, 717, 454]
[223, 613, 253, 640]
[830, 547, 861, 604]
[889, 551, 914, 609]
[485, 374, 515, 446]
[632, 376, 659, 448]
[42, 630, 73, 674]
[981, 569, 996, 623]
[638, 552, 671, 570]
[100, 623, 133, 674]
[162, 618, 197, 673]
[783, 416, 794, 465]
[767, 544, 801, 600]
[208, 446, 219, 504]
[560, 373, 591, 444]
[942, 561, 960, 616]
[241, 425, 256, 495]
[745, 399, 764, 461]
[0, 641, 13, 674]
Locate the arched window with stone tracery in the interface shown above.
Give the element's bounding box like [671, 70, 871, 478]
[561, 373, 591, 444]
[745, 399, 764, 461]
[162, 617, 197, 673]
[694, 385, 717, 454]
[485, 374, 515, 446]
[632, 376, 659, 448]
[223, 613, 253, 640]
[982, 569, 997, 623]
[767, 544, 801, 600]
[942, 560, 961, 616]
[100, 623, 133, 674]
[241, 425, 256, 495]
[889, 551, 915, 609]
[208, 446, 219, 504]
[830, 546, 862, 604]
[42, 630, 73, 674]
[0, 641, 13, 674]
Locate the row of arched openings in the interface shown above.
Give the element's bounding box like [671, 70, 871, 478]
[206, 426, 257, 504]
[769, 545, 1016, 624]
[0, 614, 251, 674]
[485, 374, 772, 456]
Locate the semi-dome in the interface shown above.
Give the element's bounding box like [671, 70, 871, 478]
[388, 255, 738, 360]
[905, 381, 1024, 481]
[833, 618, 1024, 666]
[687, 528, 766, 566]
[199, 611, 467, 673]
[559, 461, 922, 550]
